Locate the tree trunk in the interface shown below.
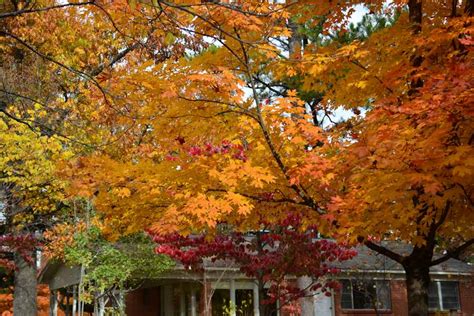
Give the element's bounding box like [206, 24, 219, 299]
[287, 2, 305, 59]
[408, 0, 423, 33]
[451, 0, 458, 17]
[288, 19, 302, 59]
[465, 0, 474, 16]
[13, 251, 37, 316]
[404, 263, 430, 316]
[407, 0, 424, 95]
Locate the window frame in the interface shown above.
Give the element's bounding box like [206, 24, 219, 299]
[428, 280, 460, 312]
[340, 279, 392, 312]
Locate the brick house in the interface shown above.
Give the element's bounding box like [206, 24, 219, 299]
[40, 242, 473, 316]
[332, 242, 473, 316]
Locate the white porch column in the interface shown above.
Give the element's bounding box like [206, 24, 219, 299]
[179, 284, 186, 316]
[253, 282, 260, 316]
[190, 288, 197, 316]
[229, 279, 236, 316]
[72, 286, 77, 316]
[98, 296, 105, 316]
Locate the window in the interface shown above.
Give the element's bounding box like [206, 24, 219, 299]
[212, 289, 230, 316]
[235, 289, 253, 315]
[341, 279, 391, 310]
[428, 281, 460, 311]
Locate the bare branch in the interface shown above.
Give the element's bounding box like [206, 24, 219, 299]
[430, 239, 474, 266]
[89, 42, 141, 77]
[364, 240, 405, 263]
[235, 28, 322, 213]
[350, 59, 394, 94]
[0, 31, 111, 103]
[177, 95, 257, 120]
[0, 2, 95, 19]
[206, 188, 313, 208]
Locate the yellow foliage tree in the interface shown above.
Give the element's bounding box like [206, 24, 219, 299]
[1, 1, 472, 315]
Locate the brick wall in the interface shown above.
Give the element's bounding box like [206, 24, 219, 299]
[333, 278, 474, 316]
[458, 278, 474, 316]
[122, 278, 473, 316]
[391, 280, 408, 316]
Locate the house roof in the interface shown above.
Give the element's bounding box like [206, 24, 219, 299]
[192, 241, 473, 277]
[38, 260, 82, 290]
[39, 241, 473, 289]
[334, 241, 473, 276]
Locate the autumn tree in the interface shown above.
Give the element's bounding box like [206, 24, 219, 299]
[43, 213, 173, 314]
[0, 1, 168, 313]
[152, 214, 356, 315]
[1, 0, 246, 313]
[289, 2, 474, 316]
[326, 24, 474, 316]
[60, 1, 381, 241]
[17, 1, 470, 316]
[0, 113, 73, 315]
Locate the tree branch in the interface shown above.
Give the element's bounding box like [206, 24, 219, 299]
[89, 42, 141, 77]
[430, 239, 474, 266]
[350, 60, 394, 94]
[236, 29, 322, 213]
[364, 240, 404, 263]
[0, 31, 110, 103]
[0, 2, 95, 19]
[176, 95, 257, 120]
[206, 188, 313, 208]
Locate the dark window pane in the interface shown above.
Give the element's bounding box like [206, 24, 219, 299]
[263, 289, 278, 316]
[440, 282, 460, 310]
[341, 280, 392, 310]
[236, 289, 253, 316]
[428, 282, 440, 310]
[352, 280, 376, 309]
[212, 289, 230, 316]
[341, 280, 353, 309]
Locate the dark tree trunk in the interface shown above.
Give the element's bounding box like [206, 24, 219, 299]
[309, 98, 323, 127]
[365, 240, 437, 316]
[363, 202, 465, 316]
[408, 0, 423, 33]
[288, 19, 302, 58]
[465, 0, 474, 16]
[13, 251, 37, 316]
[403, 244, 433, 316]
[407, 0, 424, 95]
[451, 0, 458, 17]
[404, 263, 430, 316]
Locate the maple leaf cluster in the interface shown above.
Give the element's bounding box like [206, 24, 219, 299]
[168, 139, 248, 162]
[0, 234, 38, 271]
[152, 214, 356, 305]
